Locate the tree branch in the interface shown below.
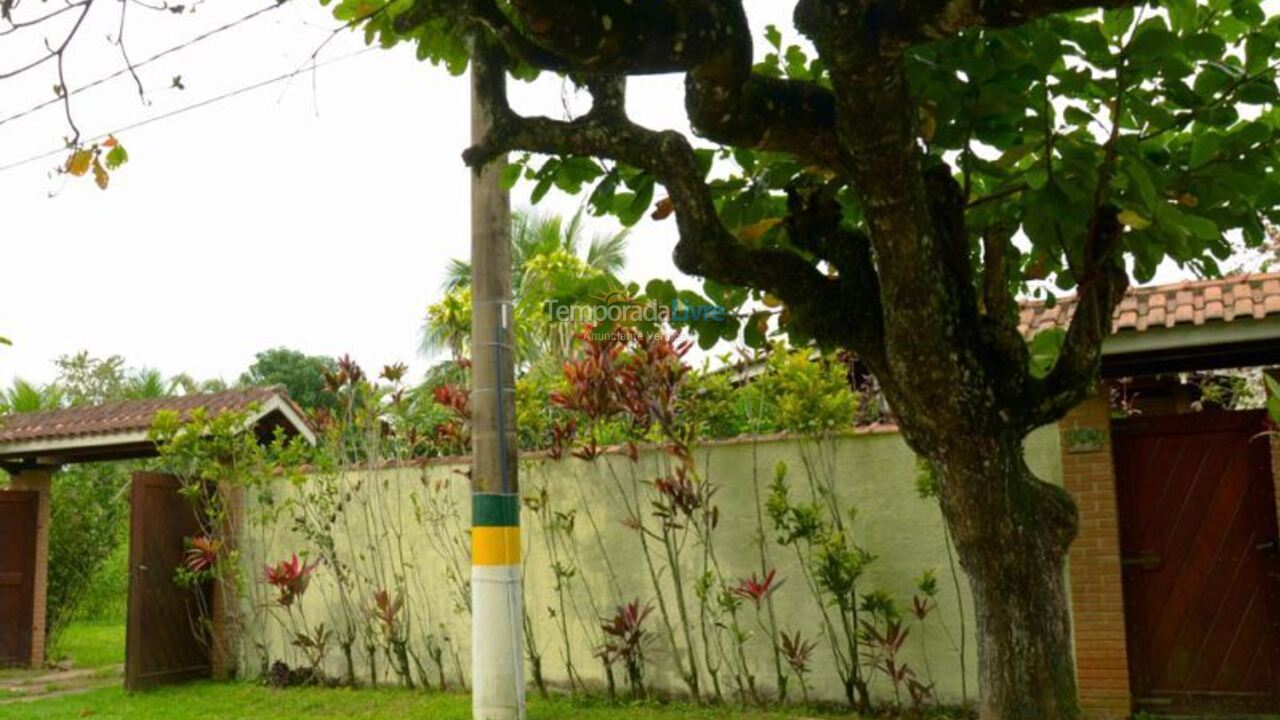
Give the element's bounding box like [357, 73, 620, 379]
[1022, 211, 1129, 430]
[463, 43, 885, 363]
[796, 0, 1140, 52]
[401, 0, 849, 173]
[681, 0, 848, 173]
[501, 0, 722, 74]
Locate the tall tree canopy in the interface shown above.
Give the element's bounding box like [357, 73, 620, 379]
[239, 347, 339, 412]
[329, 1, 1280, 719]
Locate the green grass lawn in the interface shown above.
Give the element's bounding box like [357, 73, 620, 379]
[49, 620, 126, 670]
[0, 684, 845, 719]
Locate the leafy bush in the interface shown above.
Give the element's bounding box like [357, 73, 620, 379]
[46, 464, 131, 646]
[73, 543, 130, 623]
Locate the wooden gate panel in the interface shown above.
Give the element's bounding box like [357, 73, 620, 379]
[0, 491, 37, 667]
[125, 472, 211, 691]
[1114, 411, 1280, 714]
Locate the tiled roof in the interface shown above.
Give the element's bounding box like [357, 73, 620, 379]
[0, 386, 308, 447]
[1020, 272, 1280, 337]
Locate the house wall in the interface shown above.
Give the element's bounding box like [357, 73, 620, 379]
[239, 427, 1063, 706]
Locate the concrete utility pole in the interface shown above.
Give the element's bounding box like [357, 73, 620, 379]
[468, 56, 525, 720]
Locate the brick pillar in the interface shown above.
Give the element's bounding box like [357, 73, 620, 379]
[1059, 387, 1132, 720]
[10, 468, 52, 669]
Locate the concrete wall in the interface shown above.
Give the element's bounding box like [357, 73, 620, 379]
[242, 426, 1062, 705]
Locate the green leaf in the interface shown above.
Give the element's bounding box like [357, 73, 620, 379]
[1063, 105, 1094, 127]
[530, 175, 553, 204]
[1186, 32, 1228, 61]
[1265, 374, 1280, 425]
[1028, 328, 1066, 379]
[499, 163, 523, 191]
[744, 311, 771, 349]
[764, 24, 782, 50]
[1122, 157, 1158, 210]
[644, 279, 677, 305]
[1127, 20, 1175, 62]
[1190, 132, 1222, 167]
[105, 144, 129, 170]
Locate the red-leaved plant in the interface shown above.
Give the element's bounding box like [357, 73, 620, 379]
[183, 535, 223, 574]
[598, 599, 654, 698]
[264, 554, 318, 608]
[780, 630, 819, 702]
[730, 569, 784, 610]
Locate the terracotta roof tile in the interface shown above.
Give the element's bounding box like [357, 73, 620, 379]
[0, 387, 309, 447]
[1019, 272, 1280, 337]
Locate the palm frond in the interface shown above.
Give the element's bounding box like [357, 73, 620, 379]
[585, 228, 630, 275]
[441, 258, 473, 292]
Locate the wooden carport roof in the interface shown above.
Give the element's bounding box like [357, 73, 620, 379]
[0, 386, 315, 470]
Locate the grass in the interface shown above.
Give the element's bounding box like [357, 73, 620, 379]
[48, 620, 126, 670]
[0, 684, 844, 719]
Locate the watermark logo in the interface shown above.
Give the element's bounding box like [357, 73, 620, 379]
[546, 290, 728, 340]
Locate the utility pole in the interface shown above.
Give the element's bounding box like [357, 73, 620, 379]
[468, 49, 524, 720]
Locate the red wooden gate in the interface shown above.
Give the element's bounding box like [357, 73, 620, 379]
[0, 491, 38, 667]
[1113, 410, 1280, 714]
[125, 472, 212, 691]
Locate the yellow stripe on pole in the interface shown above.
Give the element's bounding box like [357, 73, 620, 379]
[472, 526, 521, 566]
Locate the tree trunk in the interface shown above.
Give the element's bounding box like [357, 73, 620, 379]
[934, 438, 1081, 720]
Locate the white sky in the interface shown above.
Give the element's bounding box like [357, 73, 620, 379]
[0, 1, 1193, 389]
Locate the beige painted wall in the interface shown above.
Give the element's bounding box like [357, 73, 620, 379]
[243, 426, 1062, 705]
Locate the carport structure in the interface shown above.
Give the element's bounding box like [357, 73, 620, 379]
[0, 387, 313, 688]
[1024, 272, 1280, 717]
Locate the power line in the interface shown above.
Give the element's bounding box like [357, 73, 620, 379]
[0, 46, 377, 175]
[0, 0, 291, 131]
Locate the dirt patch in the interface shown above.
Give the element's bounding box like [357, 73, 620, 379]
[0, 664, 121, 704]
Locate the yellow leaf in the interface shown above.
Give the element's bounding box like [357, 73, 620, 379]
[737, 217, 781, 243]
[762, 293, 782, 308]
[919, 102, 938, 143]
[65, 149, 92, 177]
[1117, 209, 1150, 230]
[1178, 193, 1199, 208]
[92, 158, 109, 190]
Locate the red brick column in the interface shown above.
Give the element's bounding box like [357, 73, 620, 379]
[10, 468, 52, 668]
[1059, 388, 1132, 719]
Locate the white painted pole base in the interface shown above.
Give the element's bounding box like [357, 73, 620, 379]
[472, 565, 526, 720]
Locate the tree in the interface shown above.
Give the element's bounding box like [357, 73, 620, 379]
[0, 379, 63, 414]
[126, 368, 169, 399]
[442, 207, 629, 292]
[239, 347, 339, 412]
[330, 3, 1280, 719]
[423, 207, 631, 365]
[55, 351, 128, 406]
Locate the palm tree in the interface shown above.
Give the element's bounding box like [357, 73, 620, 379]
[168, 373, 229, 396]
[126, 368, 168, 399]
[0, 379, 63, 414]
[441, 207, 629, 293]
[424, 208, 628, 363]
[420, 287, 473, 360]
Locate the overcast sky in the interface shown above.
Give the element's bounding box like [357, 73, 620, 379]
[0, 1, 1189, 389]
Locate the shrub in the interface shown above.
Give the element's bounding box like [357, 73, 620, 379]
[46, 463, 131, 646]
